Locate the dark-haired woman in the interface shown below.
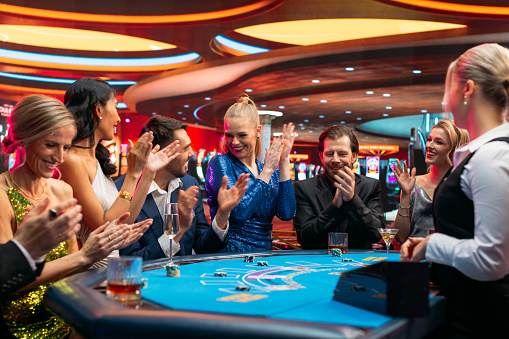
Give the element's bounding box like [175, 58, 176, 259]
[60, 78, 179, 261]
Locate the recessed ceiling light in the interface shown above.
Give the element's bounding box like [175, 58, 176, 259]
[383, 93, 391, 97]
[312, 79, 320, 83]
[309, 130, 313, 133]
[304, 119, 309, 122]
[182, 117, 187, 120]
[178, 112, 183, 114]
[383, 113, 389, 117]
[340, 121, 345, 124]
[302, 98, 309, 101]
[125, 118, 130, 123]
[345, 67, 354, 71]
[366, 91, 374, 95]
[421, 109, 428, 113]
[320, 99, 327, 103]
[386, 106, 392, 109]
[300, 127, 305, 129]
[357, 117, 362, 120]
[279, 106, 285, 109]
[245, 89, 252, 92]
[260, 104, 267, 108]
[152, 112, 157, 115]
[413, 70, 422, 74]
[319, 115, 324, 118]
[205, 97, 211, 100]
[184, 105, 189, 108]
[298, 123, 303, 126]
[345, 111, 352, 114]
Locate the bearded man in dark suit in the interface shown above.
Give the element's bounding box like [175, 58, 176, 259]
[293, 126, 384, 250]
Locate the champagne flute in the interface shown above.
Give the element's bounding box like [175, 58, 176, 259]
[164, 202, 179, 265]
[377, 228, 399, 253]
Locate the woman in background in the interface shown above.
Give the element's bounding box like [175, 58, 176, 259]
[393, 119, 469, 243]
[401, 43, 509, 337]
[0, 95, 137, 338]
[205, 95, 296, 252]
[61, 78, 179, 254]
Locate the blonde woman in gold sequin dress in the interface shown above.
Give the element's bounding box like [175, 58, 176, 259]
[0, 95, 144, 339]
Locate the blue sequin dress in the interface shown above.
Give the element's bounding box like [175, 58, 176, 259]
[205, 152, 296, 252]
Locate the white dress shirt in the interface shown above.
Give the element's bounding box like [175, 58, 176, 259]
[151, 178, 228, 257]
[426, 123, 509, 281]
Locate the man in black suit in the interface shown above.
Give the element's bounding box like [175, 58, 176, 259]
[117, 116, 246, 260]
[293, 126, 384, 250]
[0, 198, 81, 298]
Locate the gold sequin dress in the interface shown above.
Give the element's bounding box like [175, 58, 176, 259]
[1, 174, 71, 339]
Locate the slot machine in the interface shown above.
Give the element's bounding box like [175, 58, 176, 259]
[307, 164, 316, 178]
[386, 158, 399, 190]
[289, 163, 296, 181]
[196, 149, 206, 183]
[352, 158, 360, 175]
[297, 162, 307, 181]
[119, 143, 129, 176]
[314, 165, 322, 176]
[366, 156, 380, 180]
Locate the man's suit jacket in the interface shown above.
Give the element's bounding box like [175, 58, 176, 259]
[0, 241, 37, 298]
[293, 173, 385, 249]
[116, 175, 226, 260]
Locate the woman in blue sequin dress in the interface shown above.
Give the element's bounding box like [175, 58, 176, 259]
[205, 96, 296, 252]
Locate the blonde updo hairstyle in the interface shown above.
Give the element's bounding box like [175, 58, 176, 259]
[2, 94, 76, 167]
[223, 95, 261, 158]
[431, 119, 470, 166]
[445, 43, 509, 115]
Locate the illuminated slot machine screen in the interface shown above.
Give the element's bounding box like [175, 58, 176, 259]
[289, 163, 295, 181]
[386, 158, 399, 190]
[196, 149, 206, 183]
[119, 143, 129, 176]
[307, 164, 316, 178]
[366, 156, 380, 180]
[314, 165, 322, 176]
[297, 162, 307, 181]
[352, 158, 360, 175]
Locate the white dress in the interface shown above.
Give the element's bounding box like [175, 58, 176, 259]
[77, 160, 119, 268]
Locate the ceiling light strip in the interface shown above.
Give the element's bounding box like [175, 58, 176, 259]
[0, 72, 137, 85]
[215, 35, 270, 55]
[0, 1, 282, 24]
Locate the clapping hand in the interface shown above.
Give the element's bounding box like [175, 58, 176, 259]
[177, 186, 199, 235]
[262, 137, 284, 174]
[146, 140, 181, 173]
[333, 166, 356, 203]
[126, 132, 154, 177]
[217, 174, 249, 214]
[280, 123, 296, 163]
[393, 160, 416, 195]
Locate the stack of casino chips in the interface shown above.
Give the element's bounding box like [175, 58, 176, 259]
[331, 248, 342, 257]
[166, 264, 180, 277]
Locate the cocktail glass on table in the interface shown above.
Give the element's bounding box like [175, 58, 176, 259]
[377, 228, 399, 253]
[106, 257, 142, 307]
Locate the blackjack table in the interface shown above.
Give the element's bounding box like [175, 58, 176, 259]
[45, 250, 445, 338]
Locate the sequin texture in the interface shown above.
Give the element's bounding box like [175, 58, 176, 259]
[206, 152, 296, 252]
[2, 187, 71, 338]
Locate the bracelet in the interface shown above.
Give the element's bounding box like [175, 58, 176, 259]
[397, 212, 409, 218]
[398, 205, 410, 209]
[118, 191, 133, 202]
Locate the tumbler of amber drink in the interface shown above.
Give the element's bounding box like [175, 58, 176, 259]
[328, 232, 348, 254]
[106, 257, 143, 307]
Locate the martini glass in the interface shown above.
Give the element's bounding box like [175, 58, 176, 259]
[377, 228, 399, 253]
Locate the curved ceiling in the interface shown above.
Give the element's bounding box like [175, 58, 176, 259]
[2, 0, 509, 148]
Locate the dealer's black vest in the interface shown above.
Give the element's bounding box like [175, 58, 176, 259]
[432, 137, 509, 288]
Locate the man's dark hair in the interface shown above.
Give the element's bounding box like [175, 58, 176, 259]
[140, 115, 187, 148]
[318, 125, 359, 154]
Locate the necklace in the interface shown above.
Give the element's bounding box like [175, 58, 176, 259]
[10, 171, 46, 201]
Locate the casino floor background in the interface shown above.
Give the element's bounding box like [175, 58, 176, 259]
[2, 0, 509, 337]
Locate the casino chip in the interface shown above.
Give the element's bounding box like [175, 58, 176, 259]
[166, 264, 180, 277]
[244, 255, 255, 262]
[342, 258, 353, 262]
[331, 248, 342, 257]
[214, 272, 227, 277]
[257, 261, 268, 266]
[236, 285, 251, 291]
